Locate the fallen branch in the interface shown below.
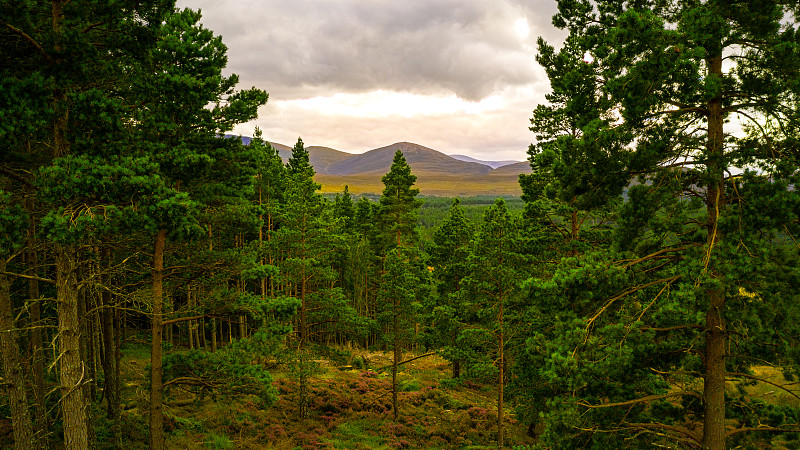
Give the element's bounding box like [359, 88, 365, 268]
[163, 377, 216, 389]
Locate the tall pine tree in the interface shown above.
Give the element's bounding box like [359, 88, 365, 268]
[522, 1, 800, 448]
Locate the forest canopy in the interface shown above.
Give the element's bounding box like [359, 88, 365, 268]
[1, 1, 799, 449]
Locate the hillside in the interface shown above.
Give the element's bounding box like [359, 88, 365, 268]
[450, 154, 519, 169]
[229, 136, 531, 195]
[325, 142, 493, 176]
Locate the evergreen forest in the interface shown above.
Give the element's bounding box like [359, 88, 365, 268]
[1, 1, 800, 449]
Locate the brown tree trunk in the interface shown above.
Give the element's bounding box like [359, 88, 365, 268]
[55, 245, 90, 450]
[702, 52, 727, 450]
[392, 292, 400, 422]
[0, 259, 35, 450]
[300, 275, 307, 347]
[77, 272, 97, 450]
[392, 339, 399, 422]
[100, 247, 120, 446]
[149, 228, 166, 450]
[198, 317, 205, 350]
[211, 318, 217, 352]
[187, 286, 194, 350]
[26, 219, 48, 447]
[497, 296, 505, 449]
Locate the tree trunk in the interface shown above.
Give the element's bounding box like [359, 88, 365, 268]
[100, 247, 120, 446]
[392, 293, 400, 422]
[211, 318, 217, 352]
[0, 259, 35, 450]
[300, 274, 307, 347]
[187, 286, 194, 350]
[77, 271, 97, 450]
[25, 199, 48, 447]
[198, 317, 205, 350]
[114, 306, 121, 430]
[149, 228, 166, 450]
[55, 245, 90, 450]
[497, 297, 505, 449]
[702, 52, 727, 450]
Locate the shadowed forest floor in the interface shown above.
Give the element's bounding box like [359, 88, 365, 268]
[13, 342, 535, 449]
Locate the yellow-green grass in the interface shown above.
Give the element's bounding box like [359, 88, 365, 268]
[316, 173, 524, 197]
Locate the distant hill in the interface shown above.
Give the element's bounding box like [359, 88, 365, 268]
[306, 146, 354, 174]
[325, 142, 492, 176]
[488, 162, 531, 176]
[227, 136, 531, 195]
[450, 154, 520, 169]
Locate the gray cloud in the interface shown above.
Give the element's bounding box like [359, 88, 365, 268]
[175, 0, 566, 160]
[178, 0, 561, 101]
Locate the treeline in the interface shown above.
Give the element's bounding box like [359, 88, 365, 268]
[3, 1, 800, 450]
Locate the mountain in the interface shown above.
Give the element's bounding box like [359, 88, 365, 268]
[325, 142, 492, 176]
[268, 141, 293, 160]
[228, 136, 532, 195]
[449, 154, 520, 169]
[488, 162, 532, 176]
[306, 146, 354, 174]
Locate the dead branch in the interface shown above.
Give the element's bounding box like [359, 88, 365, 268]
[376, 352, 437, 372]
[578, 391, 702, 410]
[161, 314, 212, 326]
[726, 425, 800, 438]
[623, 421, 701, 444]
[0, 270, 56, 285]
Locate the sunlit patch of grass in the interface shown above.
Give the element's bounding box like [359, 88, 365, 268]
[735, 366, 800, 408]
[316, 174, 523, 197]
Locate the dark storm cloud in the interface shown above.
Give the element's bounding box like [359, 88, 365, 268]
[178, 0, 561, 101]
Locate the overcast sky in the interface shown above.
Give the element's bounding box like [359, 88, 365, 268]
[175, 0, 565, 161]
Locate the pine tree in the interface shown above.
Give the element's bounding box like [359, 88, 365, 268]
[279, 137, 347, 347]
[1, 2, 175, 448]
[378, 151, 423, 251]
[461, 199, 527, 449]
[378, 246, 423, 421]
[428, 198, 474, 378]
[251, 127, 286, 297]
[333, 185, 356, 232]
[521, 29, 625, 257]
[523, 2, 800, 448]
[130, 8, 268, 448]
